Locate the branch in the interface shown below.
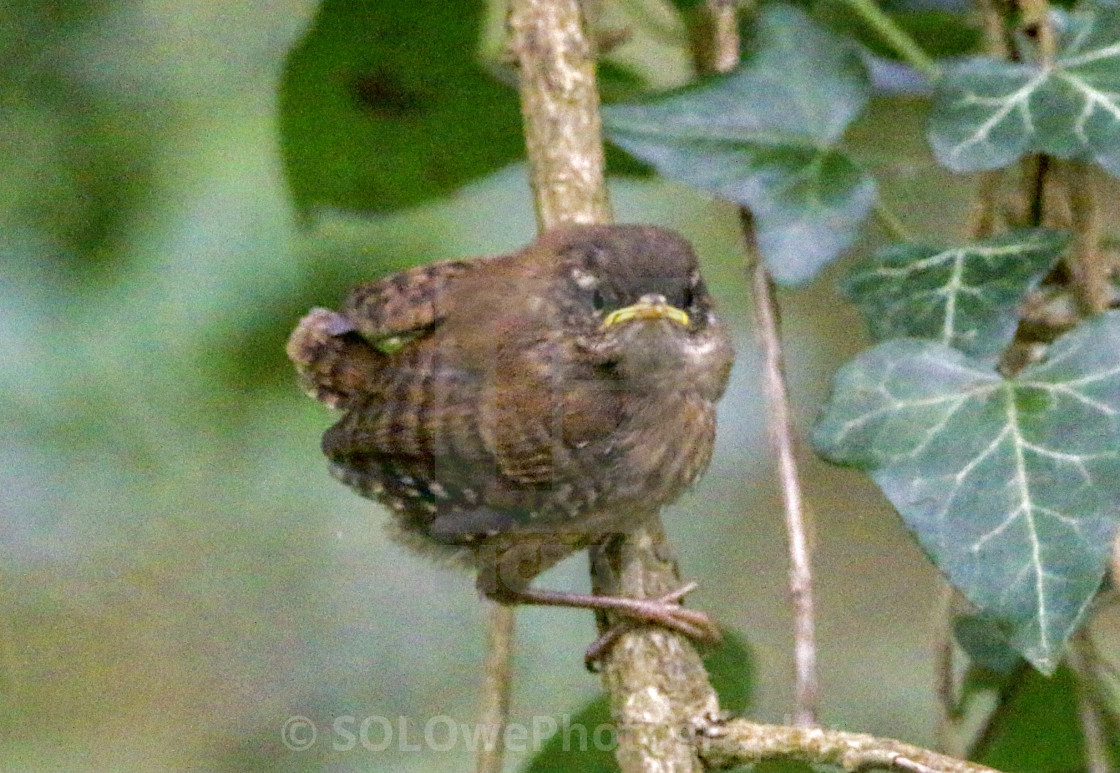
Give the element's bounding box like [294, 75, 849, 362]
[697, 718, 1005, 773]
[1062, 161, 1112, 315]
[508, 0, 611, 229]
[476, 601, 516, 773]
[508, 2, 715, 771]
[591, 529, 721, 773]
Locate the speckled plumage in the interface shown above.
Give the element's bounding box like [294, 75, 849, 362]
[288, 224, 733, 604]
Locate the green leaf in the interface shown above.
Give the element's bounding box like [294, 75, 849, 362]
[602, 4, 875, 285]
[279, 0, 523, 212]
[519, 631, 753, 772]
[812, 313, 1120, 672]
[971, 664, 1120, 771]
[929, 7, 1120, 175]
[954, 615, 1025, 676]
[842, 229, 1068, 357]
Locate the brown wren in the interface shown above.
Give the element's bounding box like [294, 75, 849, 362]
[287, 224, 734, 647]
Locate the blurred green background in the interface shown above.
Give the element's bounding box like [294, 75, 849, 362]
[0, 1, 1019, 771]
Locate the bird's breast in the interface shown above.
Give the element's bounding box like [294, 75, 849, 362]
[589, 391, 718, 512]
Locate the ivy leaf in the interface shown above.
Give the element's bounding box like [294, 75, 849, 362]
[811, 313, 1120, 672]
[842, 229, 1068, 357]
[602, 4, 875, 285]
[929, 6, 1120, 175]
[953, 614, 1024, 676]
[279, 0, 523, 213]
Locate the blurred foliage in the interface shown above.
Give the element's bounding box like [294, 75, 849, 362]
[971, 664, 1120, 772]
[280, 0, 523, 213]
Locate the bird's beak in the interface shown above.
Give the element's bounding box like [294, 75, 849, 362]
[600, 295, 690, 330]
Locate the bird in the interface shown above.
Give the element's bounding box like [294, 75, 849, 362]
[287, 223, 734, 651]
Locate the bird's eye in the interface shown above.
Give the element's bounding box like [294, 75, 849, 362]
[591, 288, 607, 312]
[685, 273, 706, 309]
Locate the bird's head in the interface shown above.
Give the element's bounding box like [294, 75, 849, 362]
[544, 224, 734, 401]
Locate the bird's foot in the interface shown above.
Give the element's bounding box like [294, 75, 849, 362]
[488, 581, 720, 669]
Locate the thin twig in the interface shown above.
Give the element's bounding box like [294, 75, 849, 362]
[697, 717, 1005, 773]
[703, 0, 819, 731]
[1015, 0, 1055, 63]
[969, 171, 1004, 239]
[1069, 630, 1113, 773]
[690, 0, 741, 75]
[933, 583, 962, 755]
[476, 601, 516, 773]
[977, 0, 1011, 59]
[698, 0, 820, 728]
[833, 0, 940, 79]
[874, 201, 915, 243]
[1062, 161, 1112, 315]
[741, 210, 819, 727]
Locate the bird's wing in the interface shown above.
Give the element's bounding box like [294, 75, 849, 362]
[287, 259, 478, 410]
[287, 308, 383, 410]
[321, 345, 524, 544]
[491, 330, 624, 486]
[312, 255, 624, 541]
[320, 329, 624, 541]
[343, 259, 476, 345]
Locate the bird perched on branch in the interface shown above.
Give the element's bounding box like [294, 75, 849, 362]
[287, 224, 733, 650]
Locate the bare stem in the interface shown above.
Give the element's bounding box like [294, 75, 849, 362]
[1062, 161, 1112, 315]
[874, 201, 914, 243]
[509, 2, 714, 771]
[698, 717, 1005, 773]
[741, 210, 819, 726]
[1069, 630, 1113, 773]
[507, 0, 611, 229]
[476, 602, 516, 773]
[933, 583, 962, 755]
[833, 0, 940, 79]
